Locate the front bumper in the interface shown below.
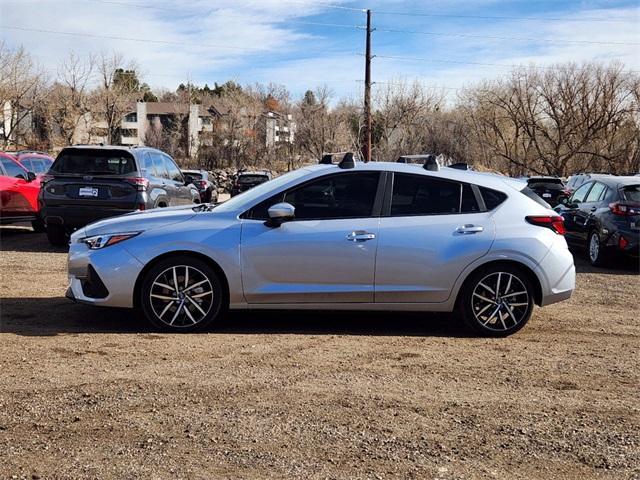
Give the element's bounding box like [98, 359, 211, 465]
[67, 240, 144, 308]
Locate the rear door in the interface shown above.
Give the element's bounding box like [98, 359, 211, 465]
[374, 173, 495, 303]
[575, 182, 608, 242]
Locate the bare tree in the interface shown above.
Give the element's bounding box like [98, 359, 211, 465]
[43, 52, 95, 146]
[93, 52, 140, 144]
[0, 43, 48, 148]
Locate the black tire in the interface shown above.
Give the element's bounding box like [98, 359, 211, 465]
[457, 264, 535, 337]
[31, 217, 46, 233]
[46, 224, 68, 246]
[140, 255, 224, 332]
[587, 230, 608, 267]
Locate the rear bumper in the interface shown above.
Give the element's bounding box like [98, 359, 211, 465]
[535, 239, 576, 307]
[42, 205, 137, 229]
[0, 214, 37, 224]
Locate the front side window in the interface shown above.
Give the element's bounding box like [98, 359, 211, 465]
[245, 172, 379, 220]
[164, 155, 183, 182]
[585, 182, 606, 202]
[571, 182, 592, 203]
[391, 174, 465, 216]
[0, 158, 27, 179]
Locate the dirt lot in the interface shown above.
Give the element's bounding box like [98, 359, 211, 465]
[0, 225, 638, 480]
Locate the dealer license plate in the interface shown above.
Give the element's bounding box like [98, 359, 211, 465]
[79, 187, 98, 197]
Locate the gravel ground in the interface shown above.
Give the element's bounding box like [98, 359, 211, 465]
[0, 225, 638, 480]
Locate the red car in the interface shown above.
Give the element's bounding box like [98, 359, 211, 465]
[0, 152, 44, 231]
[14, 151, 54, 175]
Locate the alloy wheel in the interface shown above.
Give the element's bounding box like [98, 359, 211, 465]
[471, 271, 530, 332]
[589, 233, 600, 264]
[149, 265, 214, 328]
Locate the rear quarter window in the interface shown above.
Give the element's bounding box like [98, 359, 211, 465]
[479, 186, 508, 210]
[621, 185, 640, 203]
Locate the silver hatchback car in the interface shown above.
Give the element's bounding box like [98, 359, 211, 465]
[67, 157, 575, 336]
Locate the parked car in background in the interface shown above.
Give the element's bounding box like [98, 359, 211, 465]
[15, 151, 54, 175]
[555, 175, 639, 266]
[231, 171, 271, 196]
[40, 145, 201, 246]
[0, 152, 44, 231]
[565, 173, 612, 194]
[66, 154, 574, 336]
[526, 177, 570, 207]
[182, 169, 218, 203]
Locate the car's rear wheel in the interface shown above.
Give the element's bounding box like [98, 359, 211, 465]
[46, 224, 68, 246]
[140, 256, 223, 332]
[588, 230, 607, 267]
[31, 217, 46, 233]
[458, 265, 534, 337]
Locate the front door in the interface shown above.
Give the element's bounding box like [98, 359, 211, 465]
[240, 171, 382, 304]
[375, 173, 496, 303]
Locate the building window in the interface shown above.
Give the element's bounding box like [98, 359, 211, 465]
[124, 112, 137, 122]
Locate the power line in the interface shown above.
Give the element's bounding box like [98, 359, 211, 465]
[375, 9, 637, 23]
[371, 54, 640, 74]
[357, 79, 462, 91]
[0, 25, 287, 51]
[87, 0, 366, 12]
[375, 27, 640, 46]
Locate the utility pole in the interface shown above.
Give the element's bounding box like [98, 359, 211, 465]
[363, 8, 372, 162]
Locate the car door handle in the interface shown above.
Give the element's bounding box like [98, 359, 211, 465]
[456, 224, 484, 234]
[346, 231, 376, 242]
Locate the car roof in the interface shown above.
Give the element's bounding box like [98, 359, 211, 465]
[16, 153, 54, 161]
[62, 145, 163, 156]
[300, 161, 524, 191]
[588, 176, 640, 187]
[239, 171, 270, 176]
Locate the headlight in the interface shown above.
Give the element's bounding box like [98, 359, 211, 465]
[81, 232, 141, 249]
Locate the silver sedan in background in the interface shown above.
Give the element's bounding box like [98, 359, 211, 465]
[67, 159, 575, 336]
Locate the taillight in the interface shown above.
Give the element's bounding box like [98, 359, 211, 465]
[124, 177, 149, 191]
[197, 180, 207, 189]
[609, 202, 639, 216]
[618, 235, 629, 250]
[525, 215, 566, 235]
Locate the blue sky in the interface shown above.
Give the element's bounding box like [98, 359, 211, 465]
[1, 0, 639, 101]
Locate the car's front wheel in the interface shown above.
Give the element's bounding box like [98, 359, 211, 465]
[458, 265, 535, 337]
[140, 256, 224, 332]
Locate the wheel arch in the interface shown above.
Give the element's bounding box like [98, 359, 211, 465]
[133, 250, 230, 310]
[455, 259, 543, 307]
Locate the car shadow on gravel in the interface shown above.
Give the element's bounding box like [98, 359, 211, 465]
[0, 226, 66, 253]
[0, 297, 472, 337]
[572, 253, 639, 275]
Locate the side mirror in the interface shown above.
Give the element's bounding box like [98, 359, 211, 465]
[266, 202, 295, 228]
[184, 174, 194, 185]
[26, 171, 37, 182]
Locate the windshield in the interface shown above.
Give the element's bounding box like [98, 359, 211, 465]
[621, 185, 640, 203]
[52, 149, 137, 175]
[185, 172, 203, 180]
[215, 169, 310, 213]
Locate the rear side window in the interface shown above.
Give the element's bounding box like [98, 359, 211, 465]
[479, 186, 508, 210]
[391, 174, 476, 216]
[621, 185, 640, 203]
[151, 153, 169, 179]
[52, 149, 137, 175]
